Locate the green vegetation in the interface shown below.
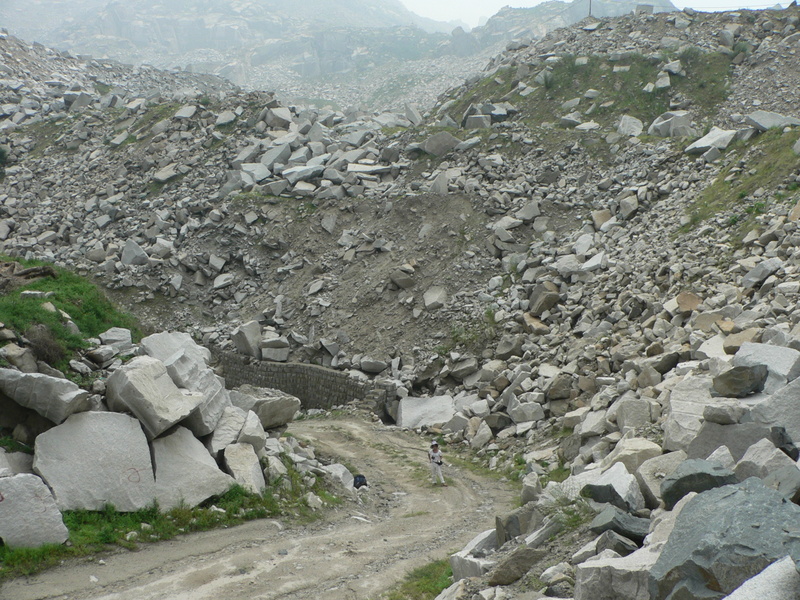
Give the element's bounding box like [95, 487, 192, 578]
[0, 257, 139, 370]
[19, 119, 72, 158]
[379, 559, 453, 600]
[0, 435, 33, 454]
[682, 129, 800, 234]
[94, 82, 112, 95]
[0, 146, 6, 179]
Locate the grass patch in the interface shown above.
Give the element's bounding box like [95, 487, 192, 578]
[682, 129, 800, 233]
[671, 47, 732, 115]
[0, 434, 33, 454]
[17, 118, 73, 158]
[379, 559, 452, 600]
[0, 257, 140, 369]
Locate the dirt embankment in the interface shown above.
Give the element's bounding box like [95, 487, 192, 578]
[1, 418, 517, 600]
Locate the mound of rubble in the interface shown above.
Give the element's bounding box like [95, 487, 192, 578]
[0, 329, 358, 548]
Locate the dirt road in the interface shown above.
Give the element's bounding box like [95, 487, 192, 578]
[2, 418, 517, 600]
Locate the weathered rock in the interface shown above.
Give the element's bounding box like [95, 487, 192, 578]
[660, 459, 738, 510]
[106, 356, 202, 438]
[712, 365, 767, 398]
[723, 555, 800, 600]
[423, 286, 447, 310]
[635, 451, 687, 509]
[487, 547, 546, 586]
[686, 421, 772, 462]
[450, 529, 498, 581]
[233, 386, 301, 430]
[33, 412, 156, 512]
[397, 395, 455, 429]
[750, 377, 800, 444]
[153, 427, 234, 510]
[734, 438, 796, 481]
[685, 126, 737, 154]
[589, 506, 650, 544]
[223, 443, 266, 494]
[0, 474, 68, 548]
[575, 547, 661, 600]
[232, 320, 262, 360]
[744, 110, 800, 131]
[0, 369, 90, 424]
[582, 462, 646, 512]
[207, 405, 247, 457]
[649, 479, 800, 599]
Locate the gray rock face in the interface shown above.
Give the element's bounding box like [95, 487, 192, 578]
[0, 369, 90, 424]
[589, 506, 650, 544]
[153, 427, 234, 510]
[685, 126, 737, 154]
[231, 385, 301, 430]
[649, 478, 800, 600]
[223, 443, 266, 494]
[712, 365, 767, 398]
[723, 555, 800, 600]
[140, 331, 211, 367]
[581, 462, 645, 512]
[750, 377, 800, 444]
[0, 474, 69, 548]
[744, 110, 800, 131]
[660, 459, 738, 510]
[397, 395, 455, 429]
[733, 342, 800, 393]
[33, 412, 156, 512]
[575, 547, 661, 600]
[106, 356, 202, 438]
[487, 547, 545, 586]
[231, 320, 262, 360]
[686, 421, 772, 462]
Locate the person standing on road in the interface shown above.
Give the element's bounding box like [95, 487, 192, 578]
[428, 441, 447, 486]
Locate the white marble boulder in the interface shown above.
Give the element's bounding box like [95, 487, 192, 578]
[106, 356, 202, 438]
[223, 443, 266, 494]
[397, 395, 456, 429]
[140, 331, 211, 367]
[33, 412, 156, 512]
[230, 385, 301, 430]
[450, 529, 499, 581]
[207, 405, 247, 457]
[0, 368, 90, 424]
[0, 474, 69, 548]
[574, 547, 661, 600]
[180, 368, 232, 436]
[153, 427, 234, 510]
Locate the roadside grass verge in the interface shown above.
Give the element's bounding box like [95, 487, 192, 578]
[0, 469, 340, 581]
[378, 559, 453, 600]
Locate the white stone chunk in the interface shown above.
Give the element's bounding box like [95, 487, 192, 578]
[33, 412, 156, 512]
[397, 395, 455, 429]
[0, 368, 90, 424]
[237, 410, 267, 451]
[574, 547, 661, 600]
[223, 443, 266, 494]
[207, 405, 247, 457]
[140, 331, 211, 367]
[153, 427, 234, 510]
[106, 356, 202, 438]
[0, 474, 68, 548]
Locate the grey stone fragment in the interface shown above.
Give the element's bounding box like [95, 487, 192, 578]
[422, 132, 462, 157]
[635, 451, 687, 509]
[423, 286, 447, 310]
[685, 126, 737, 154]
[487, 547, 546, 586]
[617, 115, 643, 136]
[496, 503, 543, 545]
[595, 530, 639, 557]
[231, 321, 261, 360]
[232, 385, 301, 430]
[648, 479, 800, 600]
[589, 506, 650, 544]
[686, 421, 771, 462]
[741, 257, 783, 289]
[450, 529, 498, 581]
[397, 395, 455, 429]
[33, 412, 155, 512]
[660, 459, 738, 510]
[582, 462, 645, 512]
[141, 331, 211, 367]
[207, 405, 247, 457]
[0, 369, 90, 424]
[723, 556, 800, 600]
[712, 365, 767, 397]
[762, 465, 800, 503]
[575, 546, 660, 600]
[223, 443, 266, 494]
[153, 427, 234, 510]
[750, 377, 800, 444]
[734, 438, 796, 481]
[732, 342, 800, 393]
[744, 110, 800, 131]
[0, 474, 68, 548]
[106, 356, 202, 438]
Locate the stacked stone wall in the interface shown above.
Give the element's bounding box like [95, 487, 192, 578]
[218, 352, 394, 414]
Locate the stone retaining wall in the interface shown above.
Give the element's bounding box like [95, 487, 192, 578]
[218, 352, 395, 415]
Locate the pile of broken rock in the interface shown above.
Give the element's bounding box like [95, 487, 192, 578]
[0, 329, 357, 549]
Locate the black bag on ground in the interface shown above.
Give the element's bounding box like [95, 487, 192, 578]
[353, 474, 368, 489]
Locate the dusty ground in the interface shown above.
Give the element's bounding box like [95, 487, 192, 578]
[1, 418, 517, 600]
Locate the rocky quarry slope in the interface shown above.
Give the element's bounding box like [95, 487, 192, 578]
[2, 4, 800, 599]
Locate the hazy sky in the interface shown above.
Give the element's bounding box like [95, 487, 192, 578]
[400, 0, 787, 27]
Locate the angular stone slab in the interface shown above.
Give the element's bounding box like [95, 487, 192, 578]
[750, 377, 800, 445]
[723, 556, 800, 600]
[33, 412, 156, 512]
[734, 438, 796, 481]
[237, 411, 267, 451]
[575, 547, 661, 600]
[487, 547, 545, 586]
[223, 443, 266, 494]
[663, 375, 714, 452]
[649, 478, 800, 599]
[589, 506, 650, 544]
[180, 368, 232, 437]
[0, 368, 90, 424]
[397, 395, 455, 429]
[686, 421, 772, 462]
[582, 462, 645, 512]
[107, 356, 202, 438]
[207, 405, 247, 457]
[635, 451, 686, 509]
[153, 427, 234, 510]
[712, 365, 767, 398]
[660, 459, 738, 510]
[0, 474, 68, 548]
[732, 342, 800, 394]
[140, 331, 211, 368]
[231, 385, 301, 430]
[450, 529, 498, 581]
